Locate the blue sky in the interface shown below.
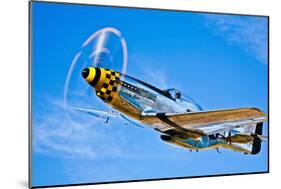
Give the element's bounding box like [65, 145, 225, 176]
[31, 2, 268, 187]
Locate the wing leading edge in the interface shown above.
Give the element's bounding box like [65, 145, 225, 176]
[141, 108, 267, 134]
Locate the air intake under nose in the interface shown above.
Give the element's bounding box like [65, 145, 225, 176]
[160, 135, 172, 141]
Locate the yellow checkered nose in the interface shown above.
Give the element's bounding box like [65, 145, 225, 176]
[82, 67, 120, 102]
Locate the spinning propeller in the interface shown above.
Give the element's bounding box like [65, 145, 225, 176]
[63, 27, 129, 125]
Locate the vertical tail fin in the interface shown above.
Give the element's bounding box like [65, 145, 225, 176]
[251, 122, 263, 154]
[224, 122, 265, 155]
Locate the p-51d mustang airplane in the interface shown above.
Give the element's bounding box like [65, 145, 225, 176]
[75, 66, 267, 155]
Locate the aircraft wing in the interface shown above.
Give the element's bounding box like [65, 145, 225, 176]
[73, 107, 119, 119]
[141, 108, 267, 136]
[73, 107, 144, 128]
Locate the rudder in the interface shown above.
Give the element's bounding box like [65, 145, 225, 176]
[251, 122, 263, 154]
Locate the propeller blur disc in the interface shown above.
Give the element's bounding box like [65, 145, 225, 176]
[63, 27, 128, 111]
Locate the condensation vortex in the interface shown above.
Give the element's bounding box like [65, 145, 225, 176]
[63, 27, 128, 111]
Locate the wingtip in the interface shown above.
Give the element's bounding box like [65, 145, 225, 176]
[248, 107, 267, 118]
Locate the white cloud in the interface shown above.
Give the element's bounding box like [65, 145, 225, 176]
[32, 95, 130, 160]
[203, 14, 268, 64]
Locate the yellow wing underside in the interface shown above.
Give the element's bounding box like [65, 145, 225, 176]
[141, 108, 267, 138]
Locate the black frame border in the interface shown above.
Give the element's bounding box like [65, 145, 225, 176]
[28, 0, 270, 188]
